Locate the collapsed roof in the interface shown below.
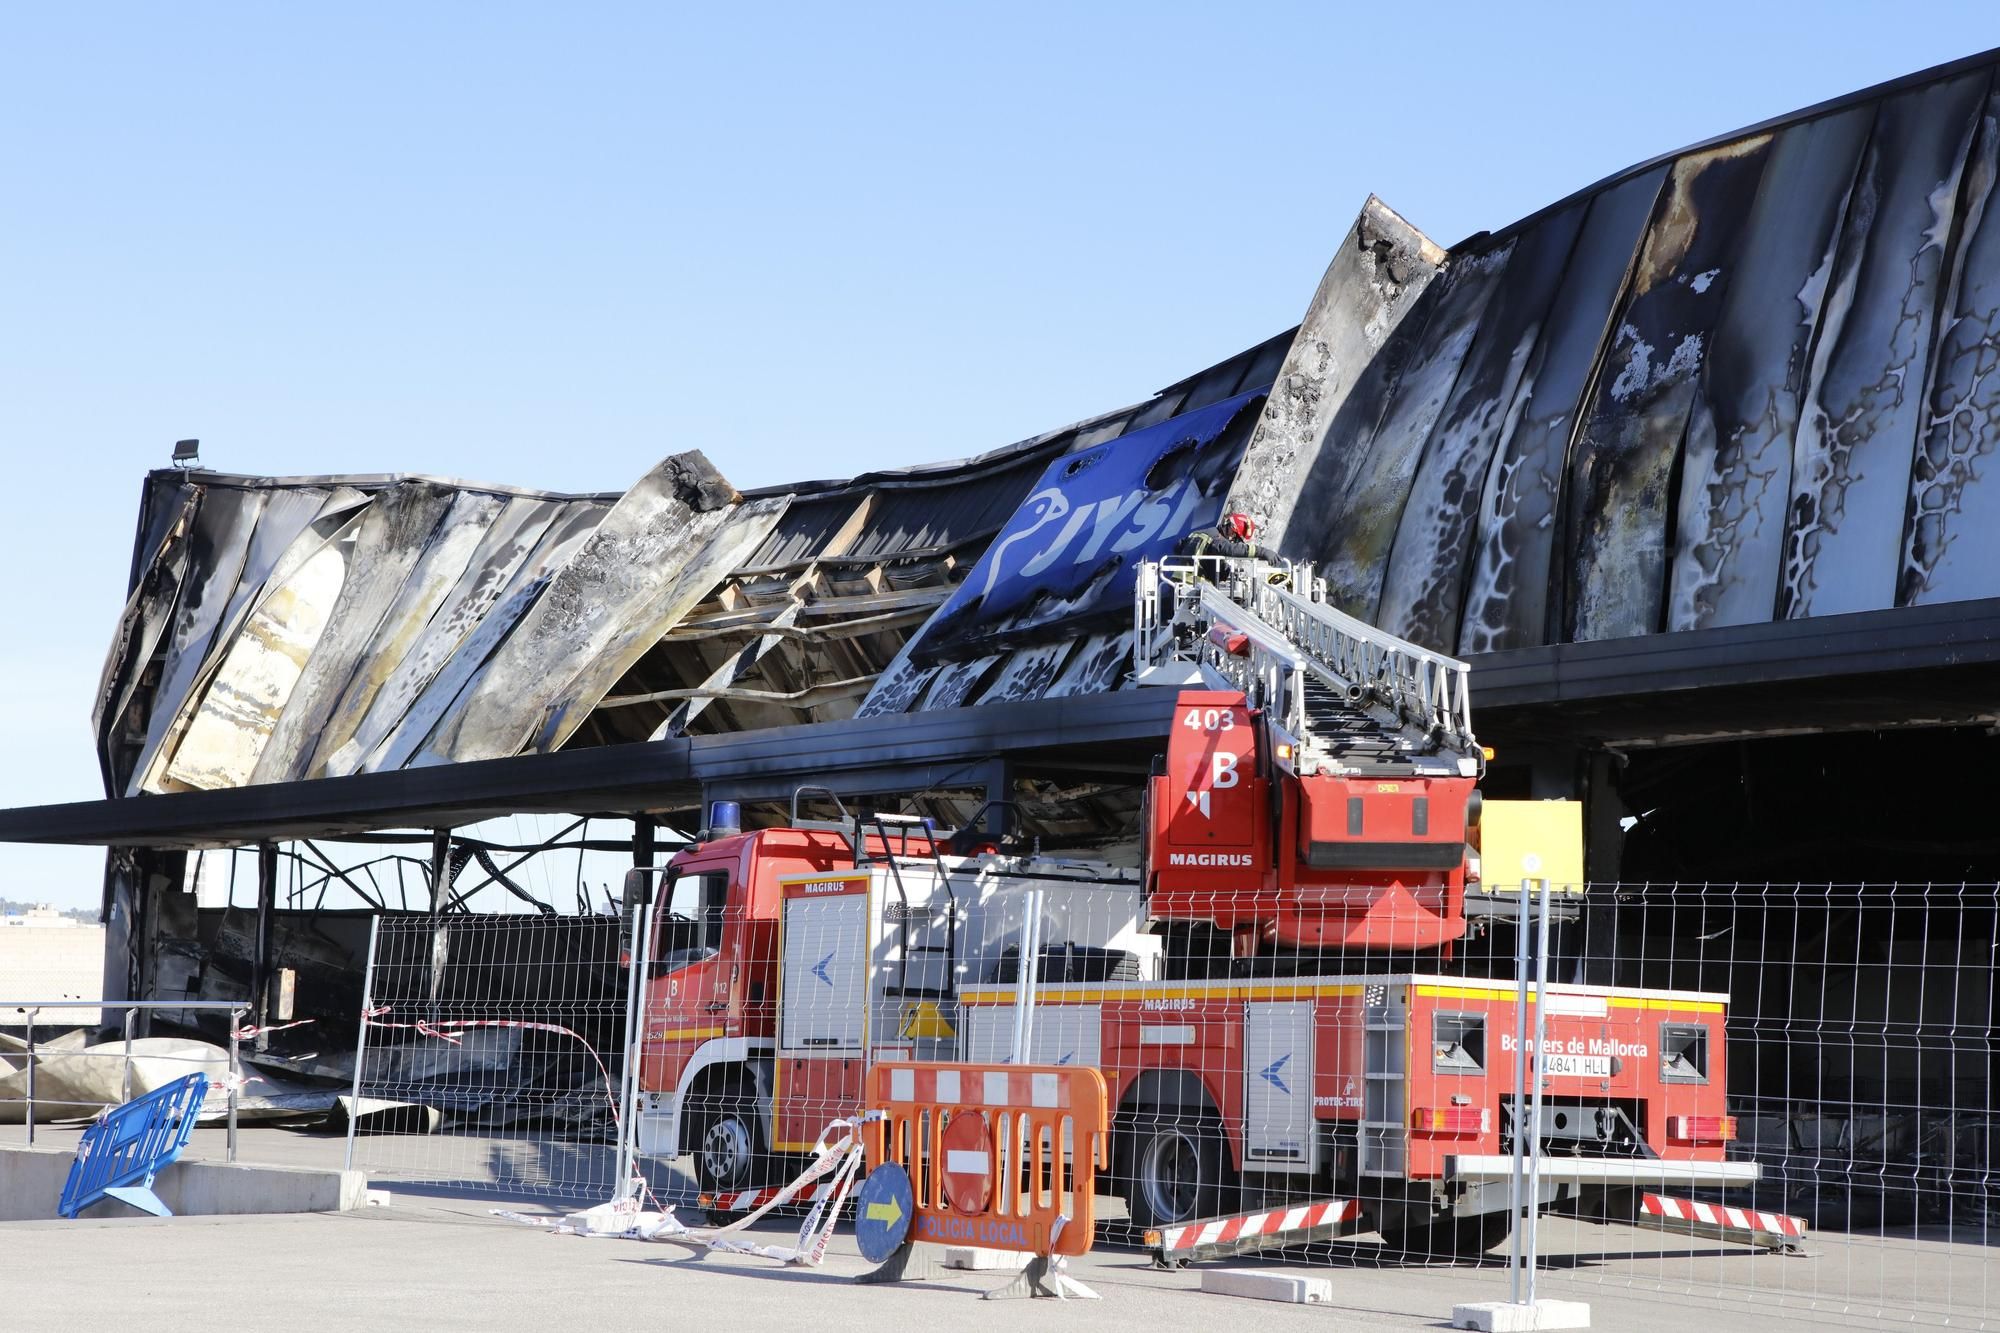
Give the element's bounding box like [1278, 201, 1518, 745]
[96, 335, 1285, 797]
[95, 47, 2000, 801]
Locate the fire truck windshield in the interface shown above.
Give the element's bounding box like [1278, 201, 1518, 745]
[653, 870, 728, 973]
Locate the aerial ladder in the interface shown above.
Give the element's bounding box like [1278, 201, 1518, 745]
[1131, 555, 1490, 961]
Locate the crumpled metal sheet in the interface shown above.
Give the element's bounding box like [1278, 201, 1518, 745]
[357, 503, 604, 775]
[415, 453, 749, 765]
[94, 486, 202, 783]
[159, 510, 361, 792]
[250, 480, 462, 784]
[320, 496, 578, 777]
[1226, 196, 1445, 549]
[528, 495, 791, 754]
[110, 450, 778, 793]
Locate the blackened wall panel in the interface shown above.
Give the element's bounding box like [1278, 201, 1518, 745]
[1566, 136, 1775, 642]
[1782, 71, 1990, 618]
[1458, 166, 1667, 654]
[1903, 90, 2000, 605]
[1379, 205, 1585, 651]
[1669, 107, 1875, 631]
[1313, 243, 1516, 621]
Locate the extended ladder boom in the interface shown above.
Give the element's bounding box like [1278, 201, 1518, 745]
[1134, 557, 1480, 777]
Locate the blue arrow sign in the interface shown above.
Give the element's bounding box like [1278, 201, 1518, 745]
[811, 951, 834, 986]
[854, 1161, 914, 1264]
[1259, 1053, 1292, 1095]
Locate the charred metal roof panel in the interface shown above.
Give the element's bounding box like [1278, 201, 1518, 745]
[839, 449, 1061, 561]
[1229, 48, 2000, 660]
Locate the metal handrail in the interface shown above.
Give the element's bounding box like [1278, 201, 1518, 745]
[1252, 578, 1476, 751]
[3, 999, 249, 1160]
[1134, 555, 1480, 763]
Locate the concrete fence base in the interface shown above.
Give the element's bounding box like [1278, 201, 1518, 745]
[0, 1145, 367, 1221]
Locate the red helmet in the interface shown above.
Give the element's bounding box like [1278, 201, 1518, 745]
[1220, 512, 1255, 542]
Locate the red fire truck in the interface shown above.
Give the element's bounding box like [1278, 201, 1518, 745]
[630, 559, 1753, 1253]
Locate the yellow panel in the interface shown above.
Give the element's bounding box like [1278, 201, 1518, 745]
[1477, 799, 1585, 893]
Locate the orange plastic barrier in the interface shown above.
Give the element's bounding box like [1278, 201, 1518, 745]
[864, 1062, 1109, 1257]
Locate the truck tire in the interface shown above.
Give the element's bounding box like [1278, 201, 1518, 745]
[689, 1081, 764, 1206]
[1122, 1116, 1233, 1230]
[1378, 1209, 1512, 1258]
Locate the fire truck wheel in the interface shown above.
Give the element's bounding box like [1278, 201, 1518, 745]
[1377, 1208, 1512, 1259]
[691, 1087, 763, 1202]
[1124, 1117, 1231, 1230]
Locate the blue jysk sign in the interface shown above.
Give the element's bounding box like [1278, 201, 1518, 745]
[906, 389, 1264, 663]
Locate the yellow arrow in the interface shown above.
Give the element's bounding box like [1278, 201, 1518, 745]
[866, 1195, 904, 1227]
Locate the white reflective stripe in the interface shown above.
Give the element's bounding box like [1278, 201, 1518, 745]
[1280, 1206, 1309, 1231]
[1543, 991, 1608, 1017]
[1140, 1025, 1196, 1045]
[1240, 1212, 1268, 1236]
[889, 1068, 915, 1103]
[946, 1149, 990, 1176]
[1162, 1225, 1189, 1248]
[1198, 1221, 1226, 1245]
[1031, 1073, 1059, 1107]
[984, 1071, 1010, 1106]
[935, 1069, 961, 1104]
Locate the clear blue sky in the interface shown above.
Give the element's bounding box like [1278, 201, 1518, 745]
[2, 3, 1993, 908]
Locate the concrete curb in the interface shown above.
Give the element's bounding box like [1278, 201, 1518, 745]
[1199, 1267, 1333, 1304]
[0, 1145, 367, 1221]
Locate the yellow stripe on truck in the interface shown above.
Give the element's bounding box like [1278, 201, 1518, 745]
[1414, 984, 1723, 1013]
[958, 982, 1367, 1006]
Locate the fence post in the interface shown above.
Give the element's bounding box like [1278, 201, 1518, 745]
[1009, 889, 1044, 1063]
[1524, 877, 1552, 1303]
[24, 1008, 35, 1147]
[122, 1007, 135, 1104]
[345, 914, 381, 1174]
[615, 890, 656, 1202]
[227, 1007, 242, 1162]
[1507, 879, 1529, 1304]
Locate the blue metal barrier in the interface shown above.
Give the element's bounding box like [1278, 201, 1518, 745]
[58, 1073, 209, 1218]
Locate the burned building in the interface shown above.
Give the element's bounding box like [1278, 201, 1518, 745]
[3, 46, 1999, 1210]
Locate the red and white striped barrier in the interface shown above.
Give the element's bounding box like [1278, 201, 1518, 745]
[700, 1180, 836, 1214]
[883, 1064, 1078, 1111]
[1641, 1193, 1806, 1245]
[1151, 1198, 1362, 1259]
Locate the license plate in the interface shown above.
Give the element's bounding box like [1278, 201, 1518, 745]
[1541, 1053, 1611, 1078]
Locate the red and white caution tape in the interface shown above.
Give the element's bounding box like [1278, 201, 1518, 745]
[363, 1005, 622, 1133]
[1642, 1193, 1806, 1240]
[232, 1018, 315, 1041]
[702, 1181, 836, 1214]
[1155, 1198, 1363, 1253]
[492, 1116, 876, 1267]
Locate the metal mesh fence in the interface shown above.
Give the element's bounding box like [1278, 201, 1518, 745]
[345, 910, 636, 1202]
[339, 846, 1997, 1325]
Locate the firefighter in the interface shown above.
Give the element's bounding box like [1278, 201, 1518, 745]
[1178, 511, 1259, 560]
